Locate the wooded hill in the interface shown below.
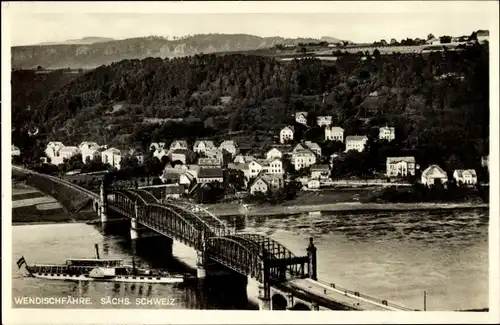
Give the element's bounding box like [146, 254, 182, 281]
[12, 33, 341, 69]
[12, 43, 489, 172]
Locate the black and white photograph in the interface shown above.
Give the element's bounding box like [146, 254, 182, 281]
[2, 1, 499, 324]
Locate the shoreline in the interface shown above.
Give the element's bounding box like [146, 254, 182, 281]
[11, 202, 489, 226]
[199, 202, 489, 217]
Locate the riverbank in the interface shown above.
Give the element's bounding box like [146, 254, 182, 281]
[200, 201, 489, 217]
[11, 182, 97, 225]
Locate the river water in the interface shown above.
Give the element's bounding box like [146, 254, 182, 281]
[11, 209, 488, 311]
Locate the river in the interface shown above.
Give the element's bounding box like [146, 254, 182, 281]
[11, 208, 488, 311]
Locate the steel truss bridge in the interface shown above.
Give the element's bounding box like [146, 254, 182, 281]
[12, 166, 414, 311]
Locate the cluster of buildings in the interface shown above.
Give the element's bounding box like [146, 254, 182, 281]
[41, 141, 144, 169]
[280, 112, 395, 153]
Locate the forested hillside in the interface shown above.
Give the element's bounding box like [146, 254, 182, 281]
[12, 43, 489, 170]
[11, 34, 332, 69]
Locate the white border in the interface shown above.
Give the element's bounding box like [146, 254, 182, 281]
[2, 1, 499, 324]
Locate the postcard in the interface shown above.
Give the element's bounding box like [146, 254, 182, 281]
[2, 1, 499, 324]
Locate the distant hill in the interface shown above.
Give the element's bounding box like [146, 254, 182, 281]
[12, 33, 345, 69]
[35, 37, 116, 46]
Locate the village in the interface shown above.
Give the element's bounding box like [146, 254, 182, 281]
[11, 108, 488, 205]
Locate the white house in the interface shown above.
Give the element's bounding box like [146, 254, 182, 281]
[262, 158, 284, 176]
[266, 148, 283, 160]
[249, 174, 284, 195]
[379, 126, 395, 141]
[247, 160, 264, 179]
[345, 135, 368, 152]
[386, 157, 416, 177]
[219, 140, 239, 157]
[193, 140, 216, 156]
[59, 146, 80, 161]
[295, 112, 308, 125]
[101, 147, 122, 169]
[453, 169, 477, 186]
[307, 179, 321, 189]
[421, 165, 448, 186]
[294, 142, 321, 157]
[170, 140, 189, 151]
[79, 142, 101, 163]
[292, 149, 317, 170]
[198, 168, 224, 184]
[280, 126, 294, 144]
[317, 116, 333, 127]
[233, 155, 256, 164]
[310, 165, 330, 180]
[149, 142, 166, 152]
[325, 126, 344, 142]
[198, 157, 221, 168]
[153, 148, 169, 161]
[11, 145, 20, 156]
[45, 142, 65, 165]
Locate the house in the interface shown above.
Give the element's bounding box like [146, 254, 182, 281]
[421, 165, 448, 186]
[280, 126, 294, 144]
[219, 140, 239, 157]
[307, 179, 321, 189]
[310, 165, 330, 180]
[292, 149, 317, 170]
[233, 155, 256, 164]
[476, 30, 489, 44]
[386, 157, 416, 177]
[198, 157, 221, 168]
[345, 135, 368, 152]
[163, 185, 185, 199]
[179, 172, 195, 187]
[169, 149, 194, 165]
[304, 141, 322, 156]
[262, 158, 284, 176]
[266, 148, 283, 160]
[247, 160, 264, 179]
[295, 112, 308, 125]
[153, 148, 169, 161]
[79, 142, 101, 163]
[44, 142, 65, 165]
[193, 140, 216, 156]
[249, 174, 284, 195]
[379, 126, 395, 141]
[426, 37, 440, 45]
[453, 169, 477, 186]
[198, 168, 224, 184]
[169, 140, 189, 151]
[317, 115, 333, 127]
[11, 145, 20, 156]
[161, 167, 184, 183]
[294, 142, 321, 157]
[101, 147, 122, 169]
[325, 126, 344, 142]
[59, 146, 80, 161]
[149, 142, 166, 152]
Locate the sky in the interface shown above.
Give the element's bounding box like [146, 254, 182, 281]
[4, 1, 497, 46]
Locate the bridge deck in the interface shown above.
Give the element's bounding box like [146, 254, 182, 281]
[282, 278, 408, 311]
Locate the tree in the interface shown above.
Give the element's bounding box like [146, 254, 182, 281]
[427, 33, 435, 40]
[225, 169, 246, 191]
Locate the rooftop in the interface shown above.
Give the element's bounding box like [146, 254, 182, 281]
[198, 168, 224, 179]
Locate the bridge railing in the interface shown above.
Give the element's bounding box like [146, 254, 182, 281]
[315, 278, 417, 311]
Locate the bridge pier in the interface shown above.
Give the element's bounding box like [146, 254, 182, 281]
[130, 217, 140, 240]
[196, 250, 206, 279]
[307, 237, 317, 281]
[99, 181, 108, 223]
[286, 293, 294, 310]
[258, 284, 271, 310]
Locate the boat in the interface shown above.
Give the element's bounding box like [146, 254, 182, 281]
[17, 244, 186, 284]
